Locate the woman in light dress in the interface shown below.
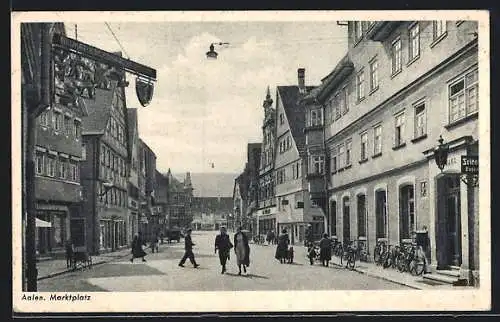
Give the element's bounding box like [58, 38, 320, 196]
[233, 226, 250, 275]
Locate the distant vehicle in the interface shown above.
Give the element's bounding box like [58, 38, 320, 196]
[166, 228, 183, 243]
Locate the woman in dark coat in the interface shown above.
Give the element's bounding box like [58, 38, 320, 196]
[319, 233, 332, 267]
[130, 232, 147, 262]
[275, 228, 290, 264]
[234, 226, 250, 275]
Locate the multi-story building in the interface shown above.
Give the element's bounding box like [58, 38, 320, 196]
[126, 108, 145, 242]
[254, 88, 277, 236]
[164, 169, 194, 229]
[80, 70, 130, 255]
[154, 170, 169, 235]
[138, 139, 157, 240]
[274, 69, 326, 244]
[31, 23, 87, 257]
[314, 21, 478, 284]
[191, 197, 233, 230]
[233, 143, 261, 232]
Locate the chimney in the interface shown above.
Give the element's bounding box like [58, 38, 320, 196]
[298, 68, 305, 93]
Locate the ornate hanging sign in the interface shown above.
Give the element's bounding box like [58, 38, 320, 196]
[136, 78, 155, 107]
[51, 33, 156, 109]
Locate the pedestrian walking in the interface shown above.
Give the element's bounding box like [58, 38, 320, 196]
[319, 233, 332, 267]
[214, 226, 233, 274]
[234, 226, 250, 275]
[307, 242, 317, 265]
[160, 231, 164, 244]
[275, 228, 290, 264]
[130, 232, 147, 262]
[178, 228, 200, 268]
[150, 234, 159, 253]
[65, 239, 74, 269]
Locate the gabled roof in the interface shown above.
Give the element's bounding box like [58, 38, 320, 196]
[81, 81, 117, 135]
[277, 85, 316, 155]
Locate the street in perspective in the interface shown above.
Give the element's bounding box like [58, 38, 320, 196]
[18, 15, 481, 297]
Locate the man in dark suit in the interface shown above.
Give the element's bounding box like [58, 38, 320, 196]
[215, 226, 233, 274]
[178, 228, 199, 268]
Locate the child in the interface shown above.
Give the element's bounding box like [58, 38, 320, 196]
[307, 242, 316, 265]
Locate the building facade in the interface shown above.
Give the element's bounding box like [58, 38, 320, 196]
[164, 170, 194, 229]
[254, 88, 278, 237]
[274, 70, 326, 244]
[234, 143, 261, 232]
[80, 75, 130, 255]
[191, 197, 233, 230]
[30, 23, 87, 257]
[138, 139, 157, 240]
[315, 21, 478, 284]
[126, 108, 145, 244]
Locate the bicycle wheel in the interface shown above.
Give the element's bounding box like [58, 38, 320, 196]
[382, 254, 392, 269]
[410, 257, 425, 276]
[397, 257, 407, 272]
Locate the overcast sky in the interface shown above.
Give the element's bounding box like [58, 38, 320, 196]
[73, 18, 347, 174]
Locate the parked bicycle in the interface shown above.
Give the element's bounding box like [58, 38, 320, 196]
[332, 239, 343, 259]
[373, 239, 389, 266]
[355, 239, 369, 262]
[397, 243, 425, 276]
[382, 245, 401, 269]
[342, 241, 356, 269]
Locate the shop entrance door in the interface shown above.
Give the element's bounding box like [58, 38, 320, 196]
[436, 175, 462, 268]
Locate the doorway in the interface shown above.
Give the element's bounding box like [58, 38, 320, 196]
[330, 201, 337, 237]
[399, 185, 415, 241]
[343, 196, 350, 243]
[436, 175, 462, 268]
[357, 195, 367, 239]
[375, 190, 387, 239]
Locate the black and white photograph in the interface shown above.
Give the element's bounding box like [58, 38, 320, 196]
[12, 10, 490, 312]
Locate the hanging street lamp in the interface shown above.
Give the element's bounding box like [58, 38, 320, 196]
[433, 135, 449, 172]
[206, 42, 230, 60]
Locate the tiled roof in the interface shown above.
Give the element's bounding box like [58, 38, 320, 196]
[277, 85, 316, 155]
[81, 81, 117, 135]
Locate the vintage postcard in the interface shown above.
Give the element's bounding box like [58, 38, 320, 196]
[11, 10, 490, 313]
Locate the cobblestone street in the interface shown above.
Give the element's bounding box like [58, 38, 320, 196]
[38, 231, 410, 291]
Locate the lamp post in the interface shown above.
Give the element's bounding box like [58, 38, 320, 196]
[206, 42, 230, 60]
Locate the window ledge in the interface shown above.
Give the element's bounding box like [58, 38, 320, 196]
[430, 32, 448, 48]
[358, 158, 369, 165]
[306, 173, 324, 179]
[304, 125, 323, 133]
[337, 168, 345, 173]
[392, 142, 407, 151]
[406, 55, 420, 67]
[391, 69, 402, 79]
[372, 152, 382, 159]
[331, 170, 337, 175]
[344, 164, 352, 170]
[411, 134, 428, 143]
[456, 21, 465, 26]
[369, 86, 379, 96]
[444, 112, 478, 130]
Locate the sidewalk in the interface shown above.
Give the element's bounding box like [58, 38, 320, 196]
[36, 247, 135, 281]
[327, 255, 454, 290]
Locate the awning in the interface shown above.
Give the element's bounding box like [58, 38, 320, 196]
[36, 218, 52, 228]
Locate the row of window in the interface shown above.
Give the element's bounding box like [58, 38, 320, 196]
[98, 183, 128, 208]
[260, 148, 274, 169]
[278, 134, 292, 154]
[322, 21, 451, 128]
[38, 109, 82, 139]
[108, 116, 126, 146]
[330, 184, 418, 242]
[100, 144, 127, 178]
[35, 150, 79, 182]
[277, 192, 304, 211]
[276, 160, 302, 185]
[322, 67, 479, 174]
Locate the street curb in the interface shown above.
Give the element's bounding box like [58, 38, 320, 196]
[329, 261, 422, 290]
[37, 245, 154, 281]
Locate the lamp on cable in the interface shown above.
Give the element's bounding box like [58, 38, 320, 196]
[206, 42, 230, 60]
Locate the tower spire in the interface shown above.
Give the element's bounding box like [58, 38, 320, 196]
[263, 85, 273, 109]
